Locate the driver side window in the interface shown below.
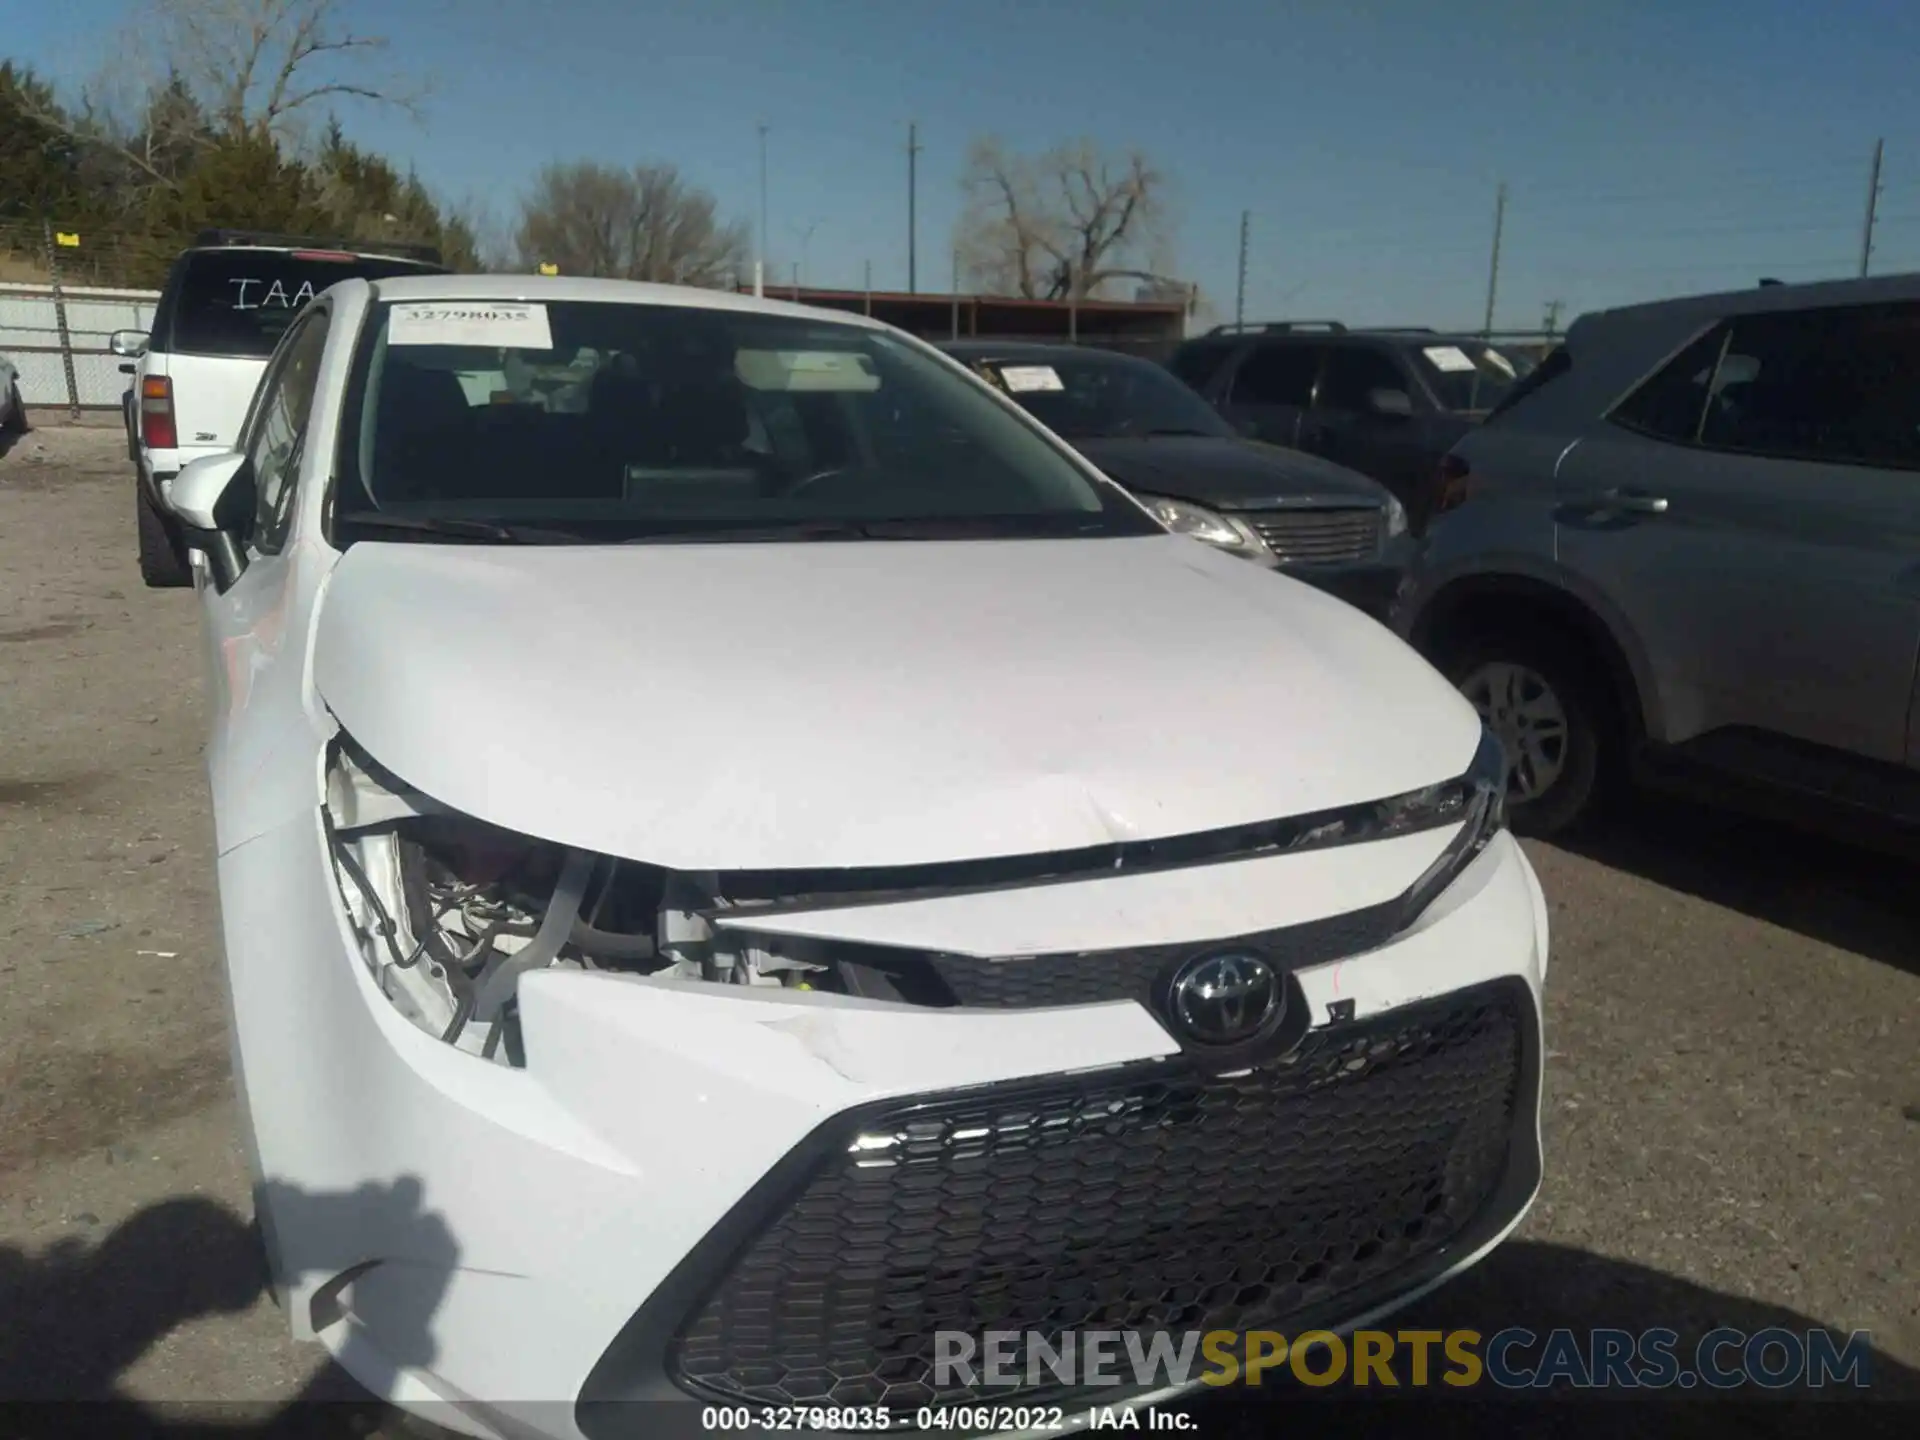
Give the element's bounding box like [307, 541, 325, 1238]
[246, 310, 332, 555]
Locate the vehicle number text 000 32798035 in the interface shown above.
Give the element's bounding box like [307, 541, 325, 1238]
[698, 1405, 1074, 1431]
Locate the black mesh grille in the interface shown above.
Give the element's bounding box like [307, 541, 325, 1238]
[1243, 506, 1382, 564]
[667, 980, 1531, 1414]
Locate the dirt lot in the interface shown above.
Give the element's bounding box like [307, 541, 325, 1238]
[1, 424, 1916, 1434]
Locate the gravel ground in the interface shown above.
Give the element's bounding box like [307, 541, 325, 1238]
[1, 424, 1915, 1437]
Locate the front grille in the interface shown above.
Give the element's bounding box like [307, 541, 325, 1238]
[1242, 506, 1382, 564]
[667, 980, 1533, 1415]
[924, 898, 1400, 1010]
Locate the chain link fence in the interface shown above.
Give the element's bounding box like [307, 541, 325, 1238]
[0, 223, 165, 416]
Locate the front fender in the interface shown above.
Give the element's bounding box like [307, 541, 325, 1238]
[1403, 547, 1667, 745]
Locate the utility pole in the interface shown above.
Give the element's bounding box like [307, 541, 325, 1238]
[950, 249, 960, 338]
[791, 218, 820, 287]
[1481, 181, 1507, 337]
[1234, 210, 1250, 329]
[1542, 298, 1565, 340]
[1860, 137, 1885, 278]
[755, 121, 769, 298]
[907, 121, 922, 294]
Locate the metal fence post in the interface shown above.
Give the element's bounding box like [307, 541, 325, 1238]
[44, 219, 82, 420]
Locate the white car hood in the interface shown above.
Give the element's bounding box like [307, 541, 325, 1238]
[312, 534, 1482, 871]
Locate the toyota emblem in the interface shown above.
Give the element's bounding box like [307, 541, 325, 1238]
[1168, 950, 1282, 1046]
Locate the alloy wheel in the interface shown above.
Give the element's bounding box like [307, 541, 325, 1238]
[1457, 660, 1570, 803]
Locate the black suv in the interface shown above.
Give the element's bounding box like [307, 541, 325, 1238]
[1167, 321, 1536, 530]
[944, 340, 1412, 619]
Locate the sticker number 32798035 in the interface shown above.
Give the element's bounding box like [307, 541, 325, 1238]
[388, 302, 554, 350]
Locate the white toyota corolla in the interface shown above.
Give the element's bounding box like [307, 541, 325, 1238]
[163, 275, 1549, 1439]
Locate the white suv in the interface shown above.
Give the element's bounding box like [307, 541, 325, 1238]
[160, 274, 1549, 1437]
[111, 230, 445, 587]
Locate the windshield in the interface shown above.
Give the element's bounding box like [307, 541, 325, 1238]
[1411, 341, 1531, 413]
[169, 250, 445, 358]
[966, 350, 1235, 440]
[331, 298, 1158, 542]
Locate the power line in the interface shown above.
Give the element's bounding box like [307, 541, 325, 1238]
[1512, 158, 1880, 205]
[1531, 256, 1847, 281]
[1259, 213, 1867, 259]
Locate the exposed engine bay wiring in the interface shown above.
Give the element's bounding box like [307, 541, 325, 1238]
[323, 742, 849, 1064]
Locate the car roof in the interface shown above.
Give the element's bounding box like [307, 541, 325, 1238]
[1570, 268, 1920, 337]
[940, 340, 1145, 363]
[177, 245, 445, 266]
[1187, 328, 1498, 347]
[365, 273, 892, 328]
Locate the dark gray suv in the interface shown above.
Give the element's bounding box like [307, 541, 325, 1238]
[1167, 322, 1536, 531]
[1394, 272, 1920, 837]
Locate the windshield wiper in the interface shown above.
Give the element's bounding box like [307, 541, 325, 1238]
[335, 511, 593, 544]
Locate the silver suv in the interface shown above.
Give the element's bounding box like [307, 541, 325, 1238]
[1394, 271, 1920, 836]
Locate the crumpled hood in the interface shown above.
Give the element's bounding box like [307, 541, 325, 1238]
[312, 534, 1480, 871]
[1073, 435, 1388, 509]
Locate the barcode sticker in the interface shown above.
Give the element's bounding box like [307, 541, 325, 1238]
[389, 302, 553, 350]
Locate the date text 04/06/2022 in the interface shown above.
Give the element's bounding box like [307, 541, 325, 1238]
[698, 1404, 1197, 1431]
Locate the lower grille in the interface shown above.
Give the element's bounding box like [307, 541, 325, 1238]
[1243, 506, 1382, 564]
[666, 980, 1534, 1415]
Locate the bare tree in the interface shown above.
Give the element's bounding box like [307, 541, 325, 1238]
[513, 162, 749, 286]
[956, 137, 1176, 301]
[19, 0, 421, 195]
[150, 0, 422, 141]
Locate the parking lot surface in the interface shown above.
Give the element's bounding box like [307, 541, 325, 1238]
[2, 425, 1916, 1434]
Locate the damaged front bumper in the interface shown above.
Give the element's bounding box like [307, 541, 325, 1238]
[219, 739, 1549, 1440]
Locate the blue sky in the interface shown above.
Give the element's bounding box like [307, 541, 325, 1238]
[15, 0, 1920, 330]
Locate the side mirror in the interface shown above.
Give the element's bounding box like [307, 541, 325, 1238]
[109, 329, 150, 359]
[169, 451, 253, 589]
[1367, 388, 1414, 418]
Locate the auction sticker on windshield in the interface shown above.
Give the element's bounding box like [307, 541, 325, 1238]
[1422, 345, 1476, 372]
[998, 365, 1066, 393]
[389, 302, 554, 350]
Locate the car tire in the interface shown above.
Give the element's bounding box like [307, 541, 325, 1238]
[1438, 623, 1617, 838]
[1, 382, 26, 435]
[137, 484, 194, 589]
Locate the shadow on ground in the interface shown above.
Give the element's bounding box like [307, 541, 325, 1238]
[0, 1183, 442, 1439]
[0, 1183, 1915, 1438]
[1552, 786, 1920, 981]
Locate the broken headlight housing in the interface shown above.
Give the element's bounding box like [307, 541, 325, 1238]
[1391, 724, 1508, 925]
[322, 726, 1508, 1064]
